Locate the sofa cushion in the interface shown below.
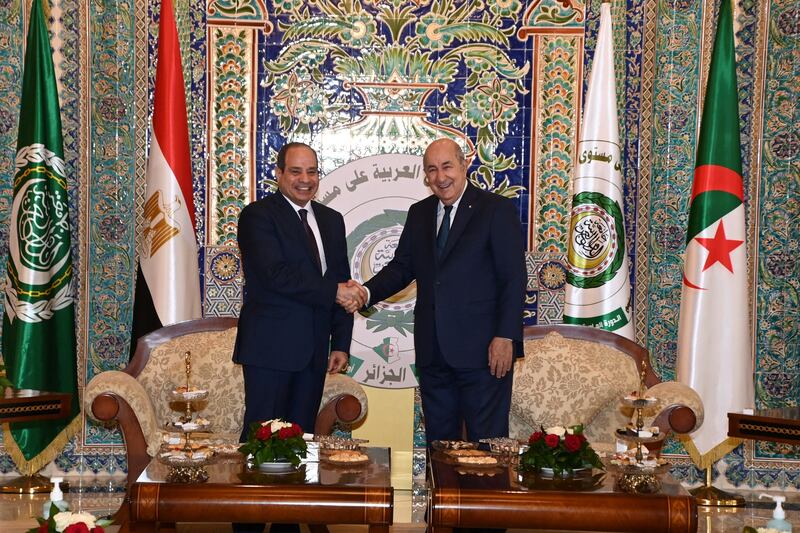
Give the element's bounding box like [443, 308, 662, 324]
[138, 327, 245, 437]
[511, 331, 640, 438]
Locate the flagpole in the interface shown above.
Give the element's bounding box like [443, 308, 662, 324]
[1, 0, 81, 492]
[563, 1, 633, 339]
[689, 465, 745, 507]
[676, 0, 750, 507]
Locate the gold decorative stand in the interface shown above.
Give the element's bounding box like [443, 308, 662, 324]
[0, 473, 53, 494]
[613, 362, 667, 494]
[690, 467, 745, 506]
[161, 351, 212, 483]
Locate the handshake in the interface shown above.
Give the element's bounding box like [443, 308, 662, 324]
[336, 280, 368, 313]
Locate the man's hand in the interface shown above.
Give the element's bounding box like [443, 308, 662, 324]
[488, 337, 513, 378]
[336, 280, 367, 313]
[328, 350, 349, 374]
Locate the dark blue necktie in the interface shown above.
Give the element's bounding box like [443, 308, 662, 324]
[436, 205, 453, 257]
[299, 209, 322, 272]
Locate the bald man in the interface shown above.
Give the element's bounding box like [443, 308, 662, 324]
[363, 138, 526, 443]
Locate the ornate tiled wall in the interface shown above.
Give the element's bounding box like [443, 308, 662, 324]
[0, 0, 797, 489]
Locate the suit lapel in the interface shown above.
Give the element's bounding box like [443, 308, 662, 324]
[312, 202, 334, 272]
[419, 196, 438, 262]
[439, 184, 478, 263]
[273, 193, 322, 274]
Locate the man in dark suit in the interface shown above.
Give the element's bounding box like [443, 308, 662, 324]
[234, 143, 364, 533]
[362, 138, 526, 443]
[234, 142, 363, 440]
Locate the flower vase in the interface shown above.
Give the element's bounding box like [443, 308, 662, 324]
[257, 458, 295, 473]
[538, 466, 591, 478]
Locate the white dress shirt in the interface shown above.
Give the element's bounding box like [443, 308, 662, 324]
[282, 194, 327, 274]
[436, 181, 468, 234]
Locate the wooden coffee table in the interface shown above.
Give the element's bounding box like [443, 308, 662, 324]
[123, 447, 393, 532]
[428, 450, 697, 532]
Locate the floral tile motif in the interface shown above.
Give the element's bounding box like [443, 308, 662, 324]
[0, 0, 796, 487]
[538, 260, 567, 291]
[0, 2, 24, 342]
[754, 0, 800, 461]
[523, 253, 567, 324]
[204, 246, 243, 317]
[207, 25, 257, 246]
[254, 0, 531, 208]
[525, 252, 538, 290]
[82, 0, 140, 448]
[208, 0, 270, 24]
[642, 0, 703, 381]
[536, 286, 565, 325]
[531, 36, 579, 253]
[523, 289, 539, 326]
[520, 0, 585, 31]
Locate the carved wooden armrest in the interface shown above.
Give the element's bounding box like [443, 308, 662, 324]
[84, 371, 159, 487]
[316, 373, 368, 434]
[637, 381, 704, 455]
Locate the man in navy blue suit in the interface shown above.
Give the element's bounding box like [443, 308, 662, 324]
[363, 138, 526, 443]
[234, 142, 363, 440]
[233, 143, 365, 533]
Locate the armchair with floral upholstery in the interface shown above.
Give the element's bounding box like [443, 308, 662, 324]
[511, 324, 704, 453]
[84, 317, 368, 486]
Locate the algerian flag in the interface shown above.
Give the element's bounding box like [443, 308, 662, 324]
[677, 0, 753, 468]
[564, 3, 633, 340]
[2, 0, 80, 474]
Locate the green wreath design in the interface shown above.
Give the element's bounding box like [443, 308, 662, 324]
[566, 191, 626, 289]
[347, 209, 414, 335]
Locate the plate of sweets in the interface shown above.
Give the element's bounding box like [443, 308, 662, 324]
[324, 450, 371, 466]
[158, 446, 213, 466]
[444, 448, 488, 458]
[479, 437, 522, 454]
[315, 435, 369, 451]
[609, 451, 669, 472]
[160, 441, 208, 454]
[211, 442, 243, 456]
[169, 386, 209, 401]
[167, 417, 211, 432]
[431, 440, 478, 451]
[622, 391, 657, 408]
[615, 425, 665, 443]
[455, 454, 499, 467]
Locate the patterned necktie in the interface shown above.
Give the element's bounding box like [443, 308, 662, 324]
[436, 205, 453, 257]
[299, 208, 322, 272]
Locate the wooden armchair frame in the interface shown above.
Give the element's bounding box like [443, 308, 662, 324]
[523, 324, 698, 452]
[90, 317, 363, 486]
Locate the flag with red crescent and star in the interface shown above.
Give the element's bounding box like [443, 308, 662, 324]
[676, 0, 753, 469]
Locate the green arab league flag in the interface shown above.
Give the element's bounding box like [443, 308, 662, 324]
[2, 0, 80, 474]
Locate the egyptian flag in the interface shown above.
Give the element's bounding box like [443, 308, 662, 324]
[130, 0, 201, 355]
[677, 0, 753, 468]
[564, 3, 633, 339]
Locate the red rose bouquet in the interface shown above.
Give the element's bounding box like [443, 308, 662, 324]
[518, 424, 604, 476]
[238, 418, 307, 467]
[27, 507, 112, 533]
